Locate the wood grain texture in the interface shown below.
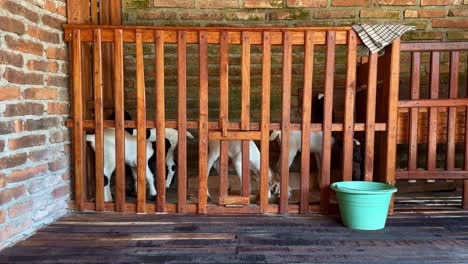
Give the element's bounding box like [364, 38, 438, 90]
[93, 29, 104, 211]
[219, 31, 229, 137]
[446, 51, 459, 171]
[280, 31, 292, 214]
[260, 32, 271, 214]
[198, 31, 209, 214]
[320, 31, 336, 214]
[113, 29, 125, 212]
[177, 31, 188, 213]
[136, 31, 147, 213]
[155, 30, 166, 212]
[364, 52, 378, 182]
[241, 31, 251, 199]
[427, 52, 440, 171]
[72, 30, 84, 210]
[342, 31, 357, 182]
[408, 52, 420, 171]
[300, 31, 314, 214]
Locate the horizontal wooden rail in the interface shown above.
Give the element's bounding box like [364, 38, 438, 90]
[401, 42, 468, 52]
[399, 99, 468, 108]
[396, 170, 468, 180]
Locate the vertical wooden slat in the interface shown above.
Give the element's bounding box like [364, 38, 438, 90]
[446, 51, 459, 171]
[241, 32, 251, 199]
[279, 31, 292, 214]
[408, 52, 421, 171]
[136, 30, 147, 213]
[177, 31, 188, 213]
[198, 31, 209, 214]
[342, 30, 357, 181]
[67, 0, 82, 24]
[386, 39, 401, 214]
[300, 31, 314, 214]
[72, 30, 84, 210]
[93, 29, 104, 211]
[320, 31, 336, 214]
[90, 0, 98, 24]
[114, 29, 125, 212]
[465, 53, 468, 209]
[110, 0, 122, 25]
[219, 31, 229, 202]
[427, 51, 440, 171]
[260, 32, 271, 213]
[155, 30, 166, 212]
[364, 52, 378, 182]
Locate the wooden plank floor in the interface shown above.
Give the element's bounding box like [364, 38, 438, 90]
[1, 212, 468, 263]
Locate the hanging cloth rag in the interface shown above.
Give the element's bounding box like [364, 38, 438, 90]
[352, 24, 415, 53]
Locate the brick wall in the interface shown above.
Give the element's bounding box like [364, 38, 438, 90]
[0, 0, 70, 250]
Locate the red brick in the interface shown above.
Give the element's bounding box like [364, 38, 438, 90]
[61, 171, 70, 181]
[0, 87, 21, 101]
[9, 134, 46, 151]
[3, 103, 44, 117]
[0, 50, 24, 68]
[201, 0, 239, 8]
[136, 10, 177, 19]
[244, 0, 282, 8]
[0, 120, 22, 135]
[449, 9, 468, 16]
[0, 218, 32, 242]
[418, 9, 446, 17]
[46, 75, 68, 88]
[48, 155, 70, 172]
[27, 25, 61, 44]
[0, 16, 26, 35]
[0, 1, 39, 23]
[7, 164, 49, 184]
[41, 14, 65, 30]
[314, 10, 356, 19]
[152, 0, 195, 8]
[432, 19, 468, 28]
[404, 10, 418, 18]
[24, 88, 58, 100]
[287, 0, 327, 7]
[360, 10, 400, 18]
[421, 0, 460, 4]
[47, 102, 69, 114]
[27, 60, 59, 73]
[44, 0, 66, 16]
[402, 31, 444, 40]
[447, 31, 468, 40]
[3, 68, 44, 85]
[270, 10, 310, 20]
[375, 0, 416, 4]
[5, 35, 43, 56]
[332, 0, 371, 6]
[225, 12, 266, 20]
[46, 47, 67, 60]
[28, 147, 63, 162]
[181, 12, 224, 20]
[50, 130, 69, 143]
[0, 186, 26, 205]
[0, 140, 4, 152]
[8, 202, 32, 219]
[24, 117, 61, 131]
[52, 185, 69, 199]
[0, 173, 5, 188]
[0, 210, 5, 224]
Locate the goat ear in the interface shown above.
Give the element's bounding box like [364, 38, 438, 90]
[317, 93, 324, 100]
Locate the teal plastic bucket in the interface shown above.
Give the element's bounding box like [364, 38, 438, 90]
[331, 181, 397, 230]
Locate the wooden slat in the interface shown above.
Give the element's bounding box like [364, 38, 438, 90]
[364, 52, 378, 182]
[198, 31, 209, 214]
[218, 196, 250, 206]
[386, 39, 401, 214]
[279, 31, 292, 214]
[241, 31, 251, 199]
[93, 29, 104, 211]
[408, 52, 420, 171]
[136, 30, 147, 213]
[208, 131, 261, 141]
[260, 32, 271, 214]
[320, 31, 335, 214]
[114, 29, 125, 212]
[401, 42, 468, 52]
[465, 53, 468, 209]
[218, 31, 229, 202]
[395, 170, 468, 180]
[300, 31, 314, 214]
[155, 30, 166, 212]
[90, 0, 98, 24]
[72, 30, 84, 210]
[110, 0, 122, 25]
[398, 99, 468, 108]
[427, 51, 440, 171]
[177, 31, 188, 213]
[446, 51, 459, 171]
[67, 0, 82, 24]
[342, 30, 357, 181]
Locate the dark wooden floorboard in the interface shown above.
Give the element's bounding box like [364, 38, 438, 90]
[1, 213, 468, 263]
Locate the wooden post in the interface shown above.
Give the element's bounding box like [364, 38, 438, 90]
[198, 31, 209, 214]
[136, 30, 147, 213]
[364, 53, 378, 182]
[427, 52, 440, 171]
[446, 51, 459, 171]
[177, 31, 188, 213]
[260, 32, 271, 213]
[219, 32, 229, 202]
[93, 29, 104, 211]
[155, 30, 166, 212]
[241, 31, 251, 199]
[408, 52, 421, 172]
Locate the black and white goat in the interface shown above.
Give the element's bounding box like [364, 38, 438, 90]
[86, 129, 156, 202]
[133, 128, 195, 188]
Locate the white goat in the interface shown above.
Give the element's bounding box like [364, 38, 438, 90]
[133, 128, 194, 188]
[86, 128, 156, 202]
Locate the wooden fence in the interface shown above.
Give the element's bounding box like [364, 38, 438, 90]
[64, 24, 400, 214]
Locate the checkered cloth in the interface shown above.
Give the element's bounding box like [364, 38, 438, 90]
[352, 24, 415, 53]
